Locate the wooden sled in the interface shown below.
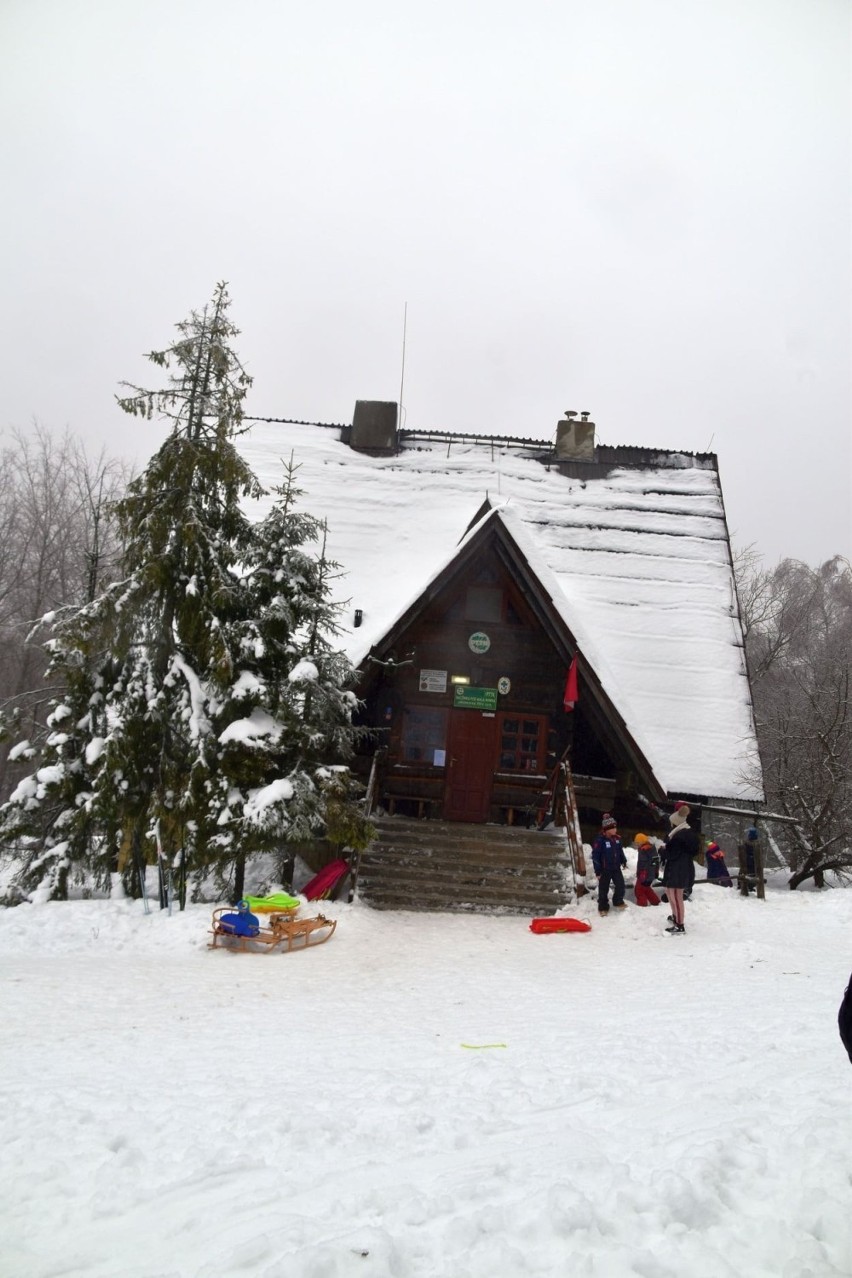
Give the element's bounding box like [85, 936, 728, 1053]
[209, 908, 337, 953]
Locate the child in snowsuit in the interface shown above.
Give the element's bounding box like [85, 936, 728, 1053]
[705, 840, 733, 886]
[633, 833, 661, 906]
[592, 814, 627, 916]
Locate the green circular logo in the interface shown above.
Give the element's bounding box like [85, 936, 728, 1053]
[468, 631, 491, 654]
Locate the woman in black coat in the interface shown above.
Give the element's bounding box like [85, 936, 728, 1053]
[662, 802, 699, 934]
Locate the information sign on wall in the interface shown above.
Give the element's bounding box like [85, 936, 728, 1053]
[468, 631, 491, 654]
[419, 668, 448, 693]
[453, 685, 498, 711]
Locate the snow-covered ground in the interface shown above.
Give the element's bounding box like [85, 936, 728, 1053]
[1, 879, 850, 1278]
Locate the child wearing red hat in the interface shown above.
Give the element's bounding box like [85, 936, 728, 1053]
[705, 839, 733, 887]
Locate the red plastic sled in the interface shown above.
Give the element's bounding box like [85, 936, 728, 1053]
[301, 858, 350, 901]
[530, 917, 592, 934]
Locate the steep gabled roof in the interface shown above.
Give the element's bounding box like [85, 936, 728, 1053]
[364, 504, 667, 801]
[241, 419, 762, 802]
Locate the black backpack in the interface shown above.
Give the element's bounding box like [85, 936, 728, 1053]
[839, 973, 852, 1065]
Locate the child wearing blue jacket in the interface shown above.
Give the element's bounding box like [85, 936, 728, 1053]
[592, 814, 628, 916]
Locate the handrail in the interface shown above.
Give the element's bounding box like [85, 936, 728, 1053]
[349, 746, 385, 903]
[364, 747, 383, 818]
[558, 759, 588, 896]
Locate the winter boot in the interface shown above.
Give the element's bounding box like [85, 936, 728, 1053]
[598, 908, 609, 917]
[613, 902, 627, 910]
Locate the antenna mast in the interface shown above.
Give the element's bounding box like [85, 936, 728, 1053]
[398, 302, 408, 431]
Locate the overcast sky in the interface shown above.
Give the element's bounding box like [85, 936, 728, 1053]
[1, 0, 849, 566]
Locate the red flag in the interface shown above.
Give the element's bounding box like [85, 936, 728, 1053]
[563, 655, 578, 712]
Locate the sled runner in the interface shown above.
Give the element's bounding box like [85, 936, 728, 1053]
[529, 917, 592, 934]
[209, 907, 337, 952]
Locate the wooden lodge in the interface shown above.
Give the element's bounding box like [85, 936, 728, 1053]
[241, 403, 764, 912]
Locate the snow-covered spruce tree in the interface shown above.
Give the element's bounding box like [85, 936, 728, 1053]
[0, 602, 124, 902]
[213, 457, 373, 901]
[0, 284, 368, 905]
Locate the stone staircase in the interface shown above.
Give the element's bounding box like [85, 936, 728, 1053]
[356, 815, 574, 915]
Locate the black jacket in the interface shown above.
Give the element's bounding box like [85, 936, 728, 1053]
[636, 845, 659, 885]
[662, 825, 699, 889]
[839, 973, 852, 1065]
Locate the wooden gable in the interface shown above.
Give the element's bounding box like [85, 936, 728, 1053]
[353, 511, 666, 835]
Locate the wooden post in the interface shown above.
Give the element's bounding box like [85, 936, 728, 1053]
[755, 832, 766, 901]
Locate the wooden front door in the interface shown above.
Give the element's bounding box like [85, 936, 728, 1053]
[443, 710, 496, 822]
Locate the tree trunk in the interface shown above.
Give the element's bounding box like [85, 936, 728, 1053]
[177, 849, 187, 911]
[233, 852, 246, 904]
[756, 842, 766, 901]
[130, 817, 147, 900]
[157, 856, 169, 910]
[52, 861, 69, 901]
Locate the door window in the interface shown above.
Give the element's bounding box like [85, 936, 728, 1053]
[401, 706, 448, 765]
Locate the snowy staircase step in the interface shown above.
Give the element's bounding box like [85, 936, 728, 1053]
[357, 815, 572, 915]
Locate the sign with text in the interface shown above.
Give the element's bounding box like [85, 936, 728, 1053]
[468, 631, 491, 654]
[453, 685, 498, 711]
[419, 668, 448, 693]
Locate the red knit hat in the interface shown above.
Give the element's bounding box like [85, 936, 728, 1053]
[601, 813, 617, 830]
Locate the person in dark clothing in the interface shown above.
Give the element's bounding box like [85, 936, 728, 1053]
[661, 802, 699, 934]
[592, 814, 628, 916]
[706, 840, 733, 886]
[633, 833, 661, 906]
[838, 973, 852, 1065]
[738, 826, 759, 894]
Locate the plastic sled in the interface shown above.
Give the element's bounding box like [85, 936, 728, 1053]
[530, 917, 592, 934]
[214, 905, 260, 937]
[209, 907, 337, 953]
[242, 892, 301, 915]
[302, 858, 351, 901]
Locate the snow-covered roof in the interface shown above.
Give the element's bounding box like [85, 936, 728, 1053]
[240, 420, 762, 802]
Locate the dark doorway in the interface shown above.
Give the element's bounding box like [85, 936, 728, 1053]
[443, 709, 497, 822]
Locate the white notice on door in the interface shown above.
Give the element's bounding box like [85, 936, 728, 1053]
[419, 668, 448, 693]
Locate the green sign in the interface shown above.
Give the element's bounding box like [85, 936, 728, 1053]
[453, 685, 498, 711]
[468, 631, 491, 654]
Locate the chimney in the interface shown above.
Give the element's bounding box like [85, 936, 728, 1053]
[555, 410, 595, 461]
[349, 400, 398, 454]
